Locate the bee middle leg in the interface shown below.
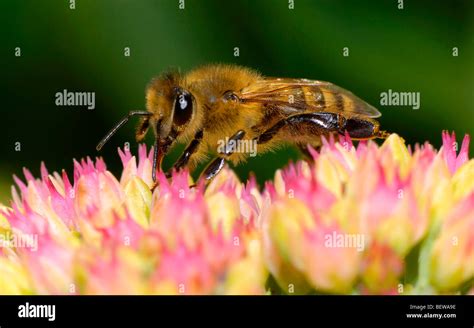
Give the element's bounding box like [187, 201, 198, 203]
[198, 130, 246, 183]
[164, 130, 203, 178]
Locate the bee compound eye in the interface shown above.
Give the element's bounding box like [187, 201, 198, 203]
[173, 92, 193, 126]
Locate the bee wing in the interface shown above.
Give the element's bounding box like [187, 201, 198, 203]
[240, 78, 381, 118]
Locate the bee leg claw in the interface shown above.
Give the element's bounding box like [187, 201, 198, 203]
[376, 130, 391, 139]
[150, 180, 159, 192]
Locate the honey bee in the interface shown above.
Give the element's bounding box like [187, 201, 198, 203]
[97, 64, 389, 186]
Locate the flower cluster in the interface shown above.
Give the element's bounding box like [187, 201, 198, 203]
[0, 132, 472, 294]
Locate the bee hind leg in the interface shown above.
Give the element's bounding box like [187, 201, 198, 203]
[376, 130, 391, 139]
[255, 113, 341, 145]
[341, 117, 390, 140]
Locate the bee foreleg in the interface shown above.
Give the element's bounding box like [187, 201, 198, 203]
[135, 116, 151, 142]
[199, 130, 246, 183]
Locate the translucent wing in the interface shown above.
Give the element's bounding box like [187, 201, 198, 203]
[240, 78, 381, 118]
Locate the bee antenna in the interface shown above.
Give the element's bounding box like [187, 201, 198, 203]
[96, 111, 152, 151]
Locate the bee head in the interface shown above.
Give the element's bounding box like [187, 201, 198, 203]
[96, 70, 199, 181]
[146, 72, 196, 144]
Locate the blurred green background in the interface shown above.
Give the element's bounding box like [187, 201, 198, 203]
[1, 0, 473, 203]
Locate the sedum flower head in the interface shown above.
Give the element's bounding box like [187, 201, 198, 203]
[0, 133, 472, 295]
